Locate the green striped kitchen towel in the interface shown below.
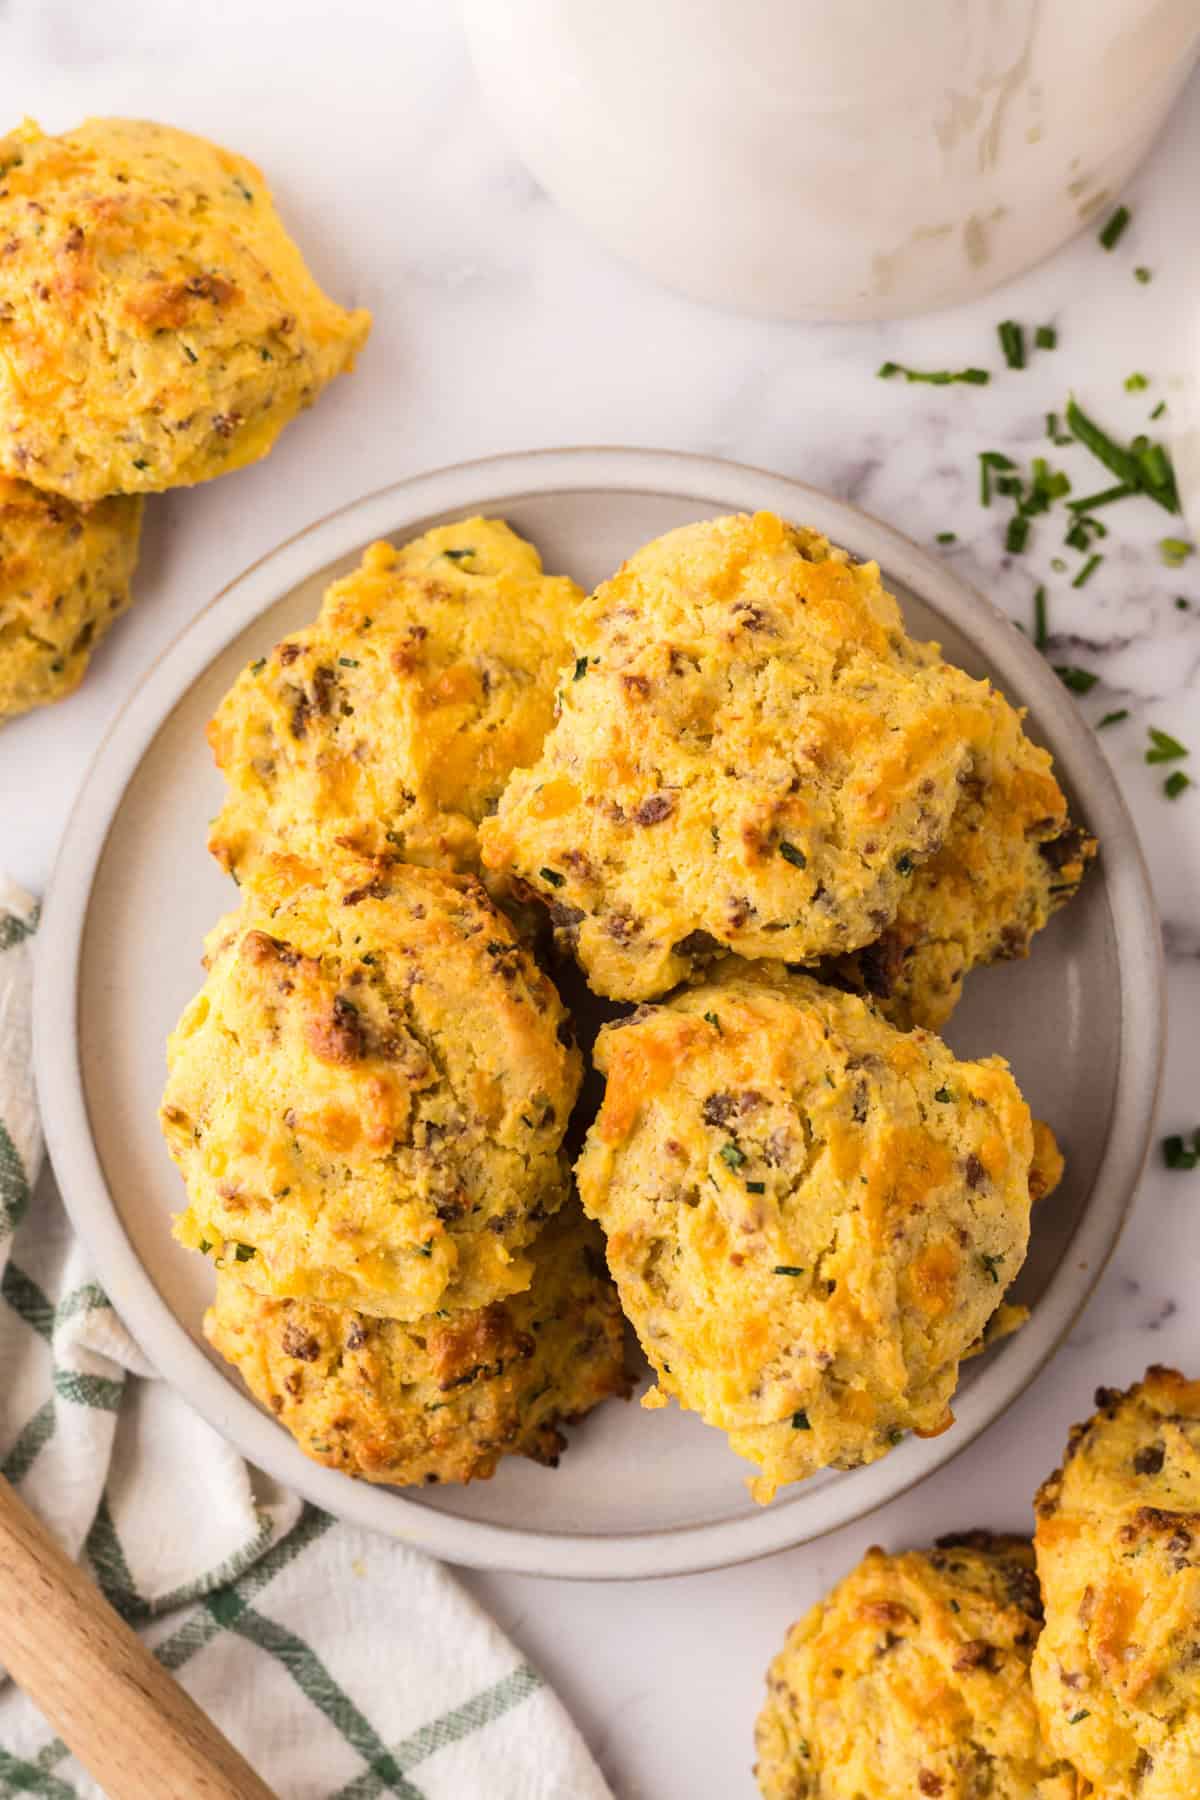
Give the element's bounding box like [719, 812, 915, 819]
[0, 879, 613, 1800]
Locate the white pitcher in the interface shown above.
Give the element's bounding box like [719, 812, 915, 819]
[463, 0, 1200, 320]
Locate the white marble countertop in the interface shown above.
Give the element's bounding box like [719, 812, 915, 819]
[3, 5, 1200, 1796]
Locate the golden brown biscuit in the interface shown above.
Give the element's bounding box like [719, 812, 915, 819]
[0, 118, 369, 501]
[481, 511, 1013, 1001]
[827, 684, 1095, 1029]
[161, 856, 581, 1320]
[207, 520, 581, 893]
[0, 476, 141, 720]
[576, 964, 1036, 1501]
[1033, 1367, 1200, 1800]
[756, 1535, 1079, 1800]
[205, 1207, 632, 1487]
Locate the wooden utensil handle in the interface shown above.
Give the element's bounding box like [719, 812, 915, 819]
[0, 1473, 277, 1799]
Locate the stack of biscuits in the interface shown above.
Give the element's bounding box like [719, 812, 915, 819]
[757, 1365, 1200, 1798]
[0, 115, 369, 723]
[160, 506, 1095, 1497]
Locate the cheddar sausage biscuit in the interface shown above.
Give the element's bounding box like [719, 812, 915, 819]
[0, 475, 141, 720]
[576, 964, 1036, 1500]
[828, 681, 1095, 1029]
[1033, 1366, 1200, 1800]
[206, 1207, 631, 1487]
[756, 1536, 1079, 1800]
[481, 512, 1008, 1001]
[207, 520, 581, 894]
[0, 118, 369, 501]
[161, 857, 581, 1320]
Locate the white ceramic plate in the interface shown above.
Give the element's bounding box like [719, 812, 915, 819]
[35, 449, 1164, 1579]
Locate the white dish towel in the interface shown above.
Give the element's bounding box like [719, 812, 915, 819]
[0, 877, 613, 1800]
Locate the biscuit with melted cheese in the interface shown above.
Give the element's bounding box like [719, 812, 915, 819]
[756, 1535, 1079, 1800]
[161, 856, 581, 1320]
[207, 520, 581, 892]
[0, 117, 369, 501]
[576, 963, 1036, 1500]
[0, 475, 141, 720]
[205, 1207, 631, 1486]
[481, 512, 1014, 1001]
[1033, 1366, 1200, 1799]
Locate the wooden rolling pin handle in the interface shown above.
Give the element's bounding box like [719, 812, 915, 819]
[0, 1473, 277, 1799]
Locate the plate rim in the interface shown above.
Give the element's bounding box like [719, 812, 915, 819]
[34, 445, 1165, 1580]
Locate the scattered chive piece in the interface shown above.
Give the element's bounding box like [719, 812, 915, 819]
[895, 853, 914, 875]
[573, 655, 588, 680]
[1033, 585, 1049, 649]
[936, 531, 957, 544]
[1134, 266, 1152, 283]
[1072, 554, 1103, 588]
[181, 342, 198, 364]
[746, 1181, 766, 1194]
[1067, 396, 1180, 512]
[338, 656, 358, 667]
[1164, 1131, 1200, 1169]
[132, 458, 149, 471]
[1098, 205, 1131, 250]
[978, 450, 1016, 507]
[933, 1086, 953, 1103]
[198, 1239, 213, 1255]
[1176, 596, 1190, 610]
[791, 1411, 812, 1430]
[1164, 770, 1192, 799]
[997, 320, 1026, 369]
[233, 1243, 257, 1263]
[703, 1010, 722, 1033]
[1160, 538, 1194, 568]
[1051, 557, 1067, 573]
[1068, 1711, 1092, 1726]
[979, 1252, 1005, 1285]
[1125, 372, 1149, 392]
[1006, 515, 1030, 555]
[1056, 666, 1099, 694]
[773, 1266, 806, 1277]
[1150, 401, 1167, 421]
[538, 867, 565, 887]
[1098, 709, 1129, 728]
[1035, 325, 1057, 350]
[249, 657, 266, 674]
[720, 1142, 746, 1169]
[879, 362, 990, 386]
[1066, 483, 1135, 513]
[779, 841, 807, 869]
[996, 474, 1022, 499]
[1045, 411, 1058, 438]
[442, 547, 475, 562]
[1145, 727, 1188, 764]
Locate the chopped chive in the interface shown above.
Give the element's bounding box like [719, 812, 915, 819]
[1134, 266, 1152, 283]
[539, 867, 565, 887]
[703, 1010, 722, 1033]
[1051, 557, 1067, 573]
[877, 361, 900, 378]
[442, 547, 476, 562]
[233, 1242, 257, 1263]
[249, 657, 266, 674]
[779, 841, 807, 868]
[338, 656, 359, 667]
[573, 655, 588, 680]
[1055, 666, 1099, 694]
[1035, 324, 1057, 350]
[1160, 538, 1194, 568]
[1068, 1710, 1092, 1725]
[895, 853, 914, 875]
[1066, 398, 1141, 488]
[1164, 1131, 1200, 1169]
[1072, 554, 1103, 588]
[979, 1252, 1005, 1284]
[1124, 372, 1149, 393]
[1164, 770, 1191, 799]
[746, 1181, 766, 1194]
[978, 451, 1016, 507]
[791, 1411, 812, 1430]
[1098, 205, 1130, 250]
[1068, 396, 1180, 511]
[181, 342, 198, 364]
[933, 1086, 954, 1103]
[1006, 515, 1030, 555]
[1176, 596, 1190, 610]
[1150, 401, 1167, 421]
[997, 320, 1025, 369]
[1066, 484, 1136, 513]
[879, 362, 990, 385]
[132, 458, 149, 471]
[197, 1239, 213, 1256]
[1033, 585, 1049, 649]
[1097, 709, 1129, 728]
[773, 1266, 805, 1277]
[1145, 727, 1188, 764]
[936, 531, 957, 544]
[996, 474, 1023, 500]
[720, 1143, 746, 1169]
[1045, 411, 1058, 439]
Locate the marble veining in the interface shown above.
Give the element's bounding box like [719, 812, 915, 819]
[1, 5, 1198, 1795]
